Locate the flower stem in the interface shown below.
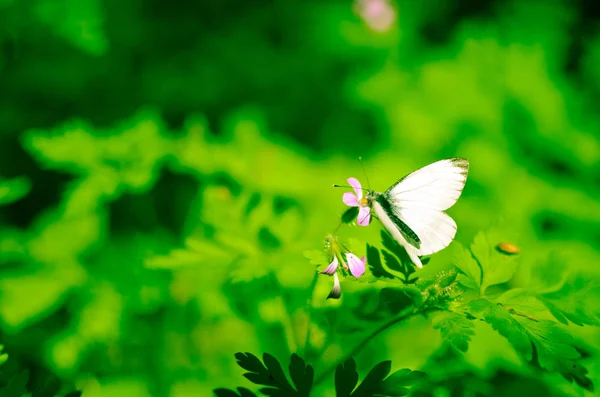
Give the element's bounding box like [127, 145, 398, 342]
[313, 308, 438, 386]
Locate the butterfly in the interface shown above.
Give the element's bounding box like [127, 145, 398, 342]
[340, 158, 469, 268]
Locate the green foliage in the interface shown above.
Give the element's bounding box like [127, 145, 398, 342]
[363, 231, 421, 284]
[335, 358, 424, 397]
[431, 311, 475, 353]
[214, 388, 257, 397]
[216, 353, 424, 397]
[216, 353, 313, 397]
[2, 0, 600, 395]
[33, 0, 107, 55]
[0, 346, 81, 397]
[469, 298, 593, 391]
[0, 177, 31, 206]
[528, 254, 600, 326]
[452, 231, 518, 294]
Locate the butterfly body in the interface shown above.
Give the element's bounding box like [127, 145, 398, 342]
[359, 158, 469, 268]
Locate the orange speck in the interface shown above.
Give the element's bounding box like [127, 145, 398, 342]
[496, 242, 520, 255]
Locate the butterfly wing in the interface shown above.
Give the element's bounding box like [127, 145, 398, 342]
[385, 158, 469, 256]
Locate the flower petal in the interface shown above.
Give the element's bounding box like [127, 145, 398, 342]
[357, 206, 371, 226]
[347, 177, 363, 199]
[342, 192, 359, 207]
[320, 256, 339, 275]
[326, 273, 341, 299]
[346, 253, 366, 277]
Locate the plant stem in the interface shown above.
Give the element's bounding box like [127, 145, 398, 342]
[301, 271, 320, 358]
[313, 308, 438, 386]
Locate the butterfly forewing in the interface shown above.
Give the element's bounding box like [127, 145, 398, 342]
[384, 158, 469, 256]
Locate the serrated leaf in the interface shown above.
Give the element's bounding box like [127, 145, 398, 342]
[351, 360, 391, 397]
[366, 244, 395, 279]
[469, 298, 593, 391]
[380, 231, 416, 282]
[456, 273, 478, 290]
[496, 288, 547, 318]
[335, 358, 359, 397]
[529, 256, 600, 326]
[381, 250, 403, 273]
[381, 368, 426, 395]
[432, 311, 475, 352]
[451, 243, 481, 288]
[288, 354, 313, 396]
[470, 232, 518, 293]
[335, 358, 425, 397]
[469, 299, 533, 360]
[262, 353, 294, 392]
[234, 353, 310, 396]
[213, 388, 258, 397]
[303, 250, 329, 267]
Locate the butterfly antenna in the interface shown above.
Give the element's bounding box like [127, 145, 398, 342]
[359, 156, 371, 190]
[332, 184, 364, 190]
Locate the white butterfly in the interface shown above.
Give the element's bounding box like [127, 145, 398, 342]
[342, 158, 469, 268]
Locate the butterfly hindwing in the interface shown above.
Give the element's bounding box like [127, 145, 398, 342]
[385, 158, 469, 256]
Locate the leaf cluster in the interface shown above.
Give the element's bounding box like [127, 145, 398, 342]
[214, 353, 424, 397]
[438, 231, 597, 392]
[0, 345, 81, 397]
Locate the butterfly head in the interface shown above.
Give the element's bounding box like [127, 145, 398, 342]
[360, 190, 377, 207]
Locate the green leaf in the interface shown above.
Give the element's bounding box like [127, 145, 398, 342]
[213, 388, 258, 397]
[335, 359, 359, 397]
[380, 231, 417, 282]
[0, 177, 31, 206]
[451, 243, 481, 289]
[496, 289, 547, 318]
[233, 353, 312, 397]
[288, 354, 314, 396]
[341, 207, 359, 224]
[456, 273, 478, 290]
[529, 255, 600, 326]
[303, 250, 329, 267]
[366, 244, 395, 279]
[469, 298, 593, 391]
[351, 360, 391, 397]
[432, 311, 475, 352]
[470, 232, 518, 293]
[380, 369, 426, 395]
[335, 358, 425, 397]
[381, 250, 403, 273]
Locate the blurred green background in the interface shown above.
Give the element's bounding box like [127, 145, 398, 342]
[1, 0, 600, 396]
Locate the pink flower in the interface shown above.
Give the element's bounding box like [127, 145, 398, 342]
[355, 0, 396, 32]
[320, 251, 367, 299]
[342, 177, 371, 226]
